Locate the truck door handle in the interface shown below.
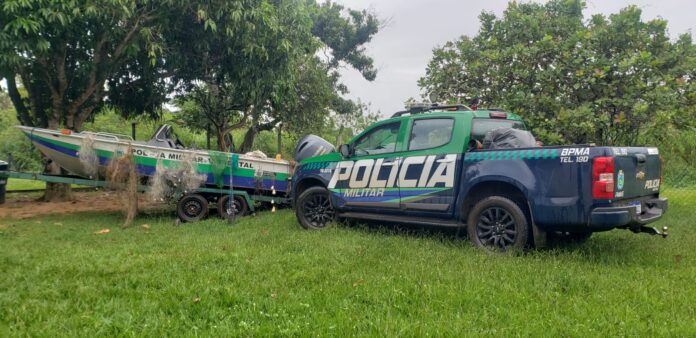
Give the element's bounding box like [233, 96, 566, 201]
[436, 158, 454, 163]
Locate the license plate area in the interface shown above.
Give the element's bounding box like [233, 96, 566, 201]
[628, 201, 642, 215]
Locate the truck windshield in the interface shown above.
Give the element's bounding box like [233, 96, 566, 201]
[470, 119, 527, 142]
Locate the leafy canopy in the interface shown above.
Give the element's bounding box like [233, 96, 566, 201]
[419, 0, 696, 145]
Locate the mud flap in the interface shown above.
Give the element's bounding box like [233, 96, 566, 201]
[531, 221, 547, 249]
[527, 201, 547, 248]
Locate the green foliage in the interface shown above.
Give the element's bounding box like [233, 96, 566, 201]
[0, 107, 41, 171]
[645, 128, 696, 187]
[172, 0, 380, 152]
[0, 191, 693, 335]
[0, 0, 185, 129]
[81, 107, 208, 149]
[420, 0, 696, 147]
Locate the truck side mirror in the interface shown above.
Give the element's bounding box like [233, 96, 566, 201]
[338, 144, 352, 158]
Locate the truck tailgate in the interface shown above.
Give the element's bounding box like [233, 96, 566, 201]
[613, 147, 661, 200]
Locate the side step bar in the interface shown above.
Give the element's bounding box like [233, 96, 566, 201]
[338, 212, 463, 227]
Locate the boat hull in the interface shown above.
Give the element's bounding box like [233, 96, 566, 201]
[17, 126, 290, 193]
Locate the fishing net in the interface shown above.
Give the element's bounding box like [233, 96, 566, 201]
[209, 150, 229, 188]
[147, 151, 207, 202]
[78, 134, 99, 179]
[105, 145, 138, 227]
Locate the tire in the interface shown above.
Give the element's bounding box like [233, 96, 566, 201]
[467, 196, 529, 252]
[295, 186, 335, 229]
[217, 195, 249, 219]
[176, 194, 209, 222]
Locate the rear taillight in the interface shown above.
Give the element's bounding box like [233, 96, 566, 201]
[592, 156, 615, 199]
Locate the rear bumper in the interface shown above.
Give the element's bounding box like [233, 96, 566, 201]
[589, 197, 668, 230]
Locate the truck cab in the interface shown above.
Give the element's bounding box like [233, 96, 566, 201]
[291, 104, 668, 252]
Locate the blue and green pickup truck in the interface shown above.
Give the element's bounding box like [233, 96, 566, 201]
[291, 104, 668, 251]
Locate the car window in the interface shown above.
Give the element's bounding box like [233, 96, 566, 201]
[470, 119, 527, 142]
[408, 118, 454, 151]
[353, 122, 400, 155]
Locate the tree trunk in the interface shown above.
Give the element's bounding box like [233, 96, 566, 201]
[41, 117, 73, 202]
[240, 121, 277, 153]
[215, 126, 228, 151]
[277, 123, 282, 155]
[335, 126, 345, 146]
[239, 125, 258, 153]
[5, 75, 33, 126]
[42, 162, 74, 202]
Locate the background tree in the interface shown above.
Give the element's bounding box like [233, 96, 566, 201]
[419, 0, 696, 146]
[174, 0, 380, 152]
[0, 0, 182, 200]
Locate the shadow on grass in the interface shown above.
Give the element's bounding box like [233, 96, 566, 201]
[336, 217, 658, 264]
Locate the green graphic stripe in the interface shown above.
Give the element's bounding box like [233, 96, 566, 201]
[29, 132, 288, 180]
[464, 149, 559, 161]
[302, 162, 332, 170]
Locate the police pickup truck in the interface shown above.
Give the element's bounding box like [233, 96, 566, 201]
[291, 104, 668, 251]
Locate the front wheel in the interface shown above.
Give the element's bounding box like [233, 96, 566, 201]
[295, 186, 335, 229]
[467, 196, 529, 252]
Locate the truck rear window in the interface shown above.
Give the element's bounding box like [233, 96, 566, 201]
[471, 119, 527, 142]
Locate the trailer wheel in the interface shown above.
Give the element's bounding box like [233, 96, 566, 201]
[467, 196, 529, 253]
[295, 186, 335, 229]
[176, 194, 209, 222]
[217, 195, 248, 219]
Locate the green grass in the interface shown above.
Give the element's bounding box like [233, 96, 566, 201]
[5, 178, 46, 191]
[4, 178, 93, 192]
[0, 189, 694, 336]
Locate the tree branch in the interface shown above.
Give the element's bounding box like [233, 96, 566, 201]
[5, 74, 33, 126]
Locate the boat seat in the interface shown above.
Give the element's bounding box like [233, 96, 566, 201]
[147, 124, 186, 149]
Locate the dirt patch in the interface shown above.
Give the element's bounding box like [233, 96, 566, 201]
[0, 191, 168, 219]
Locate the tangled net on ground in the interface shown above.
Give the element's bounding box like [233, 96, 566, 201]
[147, 151, 207, 203]
[105, 145, 138, 227]
[78, 134, 99, 179]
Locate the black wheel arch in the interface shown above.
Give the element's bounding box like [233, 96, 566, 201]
[293, 177, 326, 205]
[459, 180, 533, 225]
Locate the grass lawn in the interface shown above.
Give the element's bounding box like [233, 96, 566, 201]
[5, 178, 93, 192]
[0, 189, 694, 336]
[5, 178, 46, 191]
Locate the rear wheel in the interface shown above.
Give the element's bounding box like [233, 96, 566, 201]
[176, 194, 209, 222]
[467, 196, 529, 252]
[295, 186, 335, 229]
[217, 195, 249, 219]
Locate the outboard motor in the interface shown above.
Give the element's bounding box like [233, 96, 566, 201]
[294, 135, 335, 162]
[147, 124, 186, 149]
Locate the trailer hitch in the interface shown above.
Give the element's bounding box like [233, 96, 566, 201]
[634, 225, 668, 238]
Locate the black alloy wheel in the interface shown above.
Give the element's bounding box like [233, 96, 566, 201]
[467, 196, 529, 252]
[296, 186, 335, 229]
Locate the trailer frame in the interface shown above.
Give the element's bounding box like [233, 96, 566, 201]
[0, 170, 290, 215]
